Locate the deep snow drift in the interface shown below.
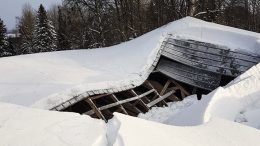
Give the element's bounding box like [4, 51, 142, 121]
[108, 113, 260, 146]
[0, 17, 260, 110]
[0, 102, 107, 146]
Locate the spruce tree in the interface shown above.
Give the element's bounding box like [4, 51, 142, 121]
[18, 4, 35, 54]
[0, 18, 10, 56]
[33, 4, 57, 52]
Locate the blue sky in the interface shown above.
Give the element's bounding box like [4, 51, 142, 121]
[0, 0, 62, 30]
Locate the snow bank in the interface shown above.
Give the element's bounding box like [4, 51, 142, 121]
[2, 100, 260, 146]
[0, 17, 259, 110]
[108, 113, 260, 146]
[204, 63, 260, 129]
[0, 102, 107, 146]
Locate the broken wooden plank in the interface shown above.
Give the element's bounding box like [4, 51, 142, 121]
[147, 91, 174, 108]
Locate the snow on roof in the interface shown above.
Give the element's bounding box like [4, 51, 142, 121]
[0, 17, 260, 110]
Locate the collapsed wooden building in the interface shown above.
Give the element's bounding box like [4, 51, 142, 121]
[51, 36, 260, 121]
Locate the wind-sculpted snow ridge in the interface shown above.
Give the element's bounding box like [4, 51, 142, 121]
[140, 63, 260, 130]
[0, 17, 260, 110]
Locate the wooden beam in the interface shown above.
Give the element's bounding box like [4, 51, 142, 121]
[85, 98, 107, 122]
[144, 81, 159, 100]
[145, 80, 167, 106]
[90, 94, 110, 100]
[160, 80, 171, 95]
[170, 79, 190, 96]
[110, 94, 128, 115]
[83, 89, 155, 115]
[129, 90, 150, 112]
[147, 91, 174, 108]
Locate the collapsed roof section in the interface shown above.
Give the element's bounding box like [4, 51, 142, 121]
[61, 37, 260, 120]
[51, 35, 260, 113]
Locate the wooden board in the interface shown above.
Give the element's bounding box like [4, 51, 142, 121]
[161, 38, 260, 77]
[157, 59, 221, 90]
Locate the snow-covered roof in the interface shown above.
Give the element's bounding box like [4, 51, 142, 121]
[0, 17, 260, 110]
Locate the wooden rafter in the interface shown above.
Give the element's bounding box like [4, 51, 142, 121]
[170, 79, 190, 96]
[85, 98, 107, 122]
[160, 80, 171, 95]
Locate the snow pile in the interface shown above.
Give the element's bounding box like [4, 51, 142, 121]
[203, 63, 260, 129]
[0, 102, 107, 146]
[0, 17, 260, 110]
[139, 95, 198, 124]
[108, 113, 260, 146]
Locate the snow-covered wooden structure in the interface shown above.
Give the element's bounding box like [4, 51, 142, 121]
[60, 37, 260, 121]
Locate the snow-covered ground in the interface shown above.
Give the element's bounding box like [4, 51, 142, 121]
[0, 17, 260, 110]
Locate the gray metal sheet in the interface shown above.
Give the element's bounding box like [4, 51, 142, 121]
[161, 38, 260, 76]
[157, 59, 221, 90]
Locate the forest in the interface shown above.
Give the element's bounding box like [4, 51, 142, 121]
[0, 0, 260, 57]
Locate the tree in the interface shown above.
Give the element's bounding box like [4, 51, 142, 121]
[0, 18, 10, 56]
[33, 4, 57, 52]
[18, 3, 35, 54]
[57, 7, 70, 50]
